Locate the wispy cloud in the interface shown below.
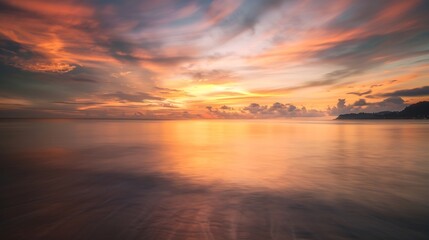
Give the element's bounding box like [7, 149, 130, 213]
[347, 90, 372, 96]
[0, 0, 428, 118]
[101, 91, 164, 103]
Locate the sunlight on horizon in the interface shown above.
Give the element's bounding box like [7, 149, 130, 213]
[0, 0, 428, 119]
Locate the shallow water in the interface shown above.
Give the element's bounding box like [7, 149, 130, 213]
[1, 119, 429, 239]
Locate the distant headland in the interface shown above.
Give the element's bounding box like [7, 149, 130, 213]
[337, 101, 429, 120]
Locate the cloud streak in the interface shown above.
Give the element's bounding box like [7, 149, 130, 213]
[0, 0, 428, 118]
[347, 90, 372, 96]
[101, 91, 164, 103]
[378, 86, 429, 97]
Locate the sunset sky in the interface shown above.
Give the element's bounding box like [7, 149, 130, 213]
[1, 0, 429, 119]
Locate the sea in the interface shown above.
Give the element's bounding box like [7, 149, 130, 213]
[1, 119, 429, 239]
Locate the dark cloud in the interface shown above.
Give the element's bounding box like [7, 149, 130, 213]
[154, 87, 181, 92]
[0, 1, 32, 16]
[311, 0, 429, 86]
[205, 105, 244, 119]
[347, 90, 372, 96]
[94, 36, 187, 66]
[353, 99, 367, 106]
[218, 0, 288, 42]
[239, 102, 324, 118]
[328, 1, 389, 30]
[134, 111, 144, 117]
[371, 84, 383, 88]
[243, 103, 266, 114]
[328, 0, 429, 32]
[53, 101, 104, 105]
[243, 102, 325, 118]
[154, 87, 192, 98]
[220, 105, 233, 110]
[207, 102, 324, 119]
[187, 69, 234, 83]
[369, 80, 397, 89]
[0, 63, 98, 105]
[378, 86, 429, 97]
[68, 77, 98, 83]
[207, 105, 233, 112]
[328, 97, 407, 115]
[102, 91, 164, 102]
[106, 38, 143, 63]
[0, 36, 76, 73]
[314, 30, 429, 83]
[381, 96, 405, 105]
[268, 102, 297, 112]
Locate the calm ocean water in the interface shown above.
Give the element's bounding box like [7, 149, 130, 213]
[1, 119, 429, 239]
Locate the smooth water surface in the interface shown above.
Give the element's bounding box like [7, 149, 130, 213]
[1, 119, 429, 239]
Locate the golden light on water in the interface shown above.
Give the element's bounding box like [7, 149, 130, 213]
[2, 119, 429, 239]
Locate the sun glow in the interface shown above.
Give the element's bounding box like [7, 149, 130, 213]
[0, 0, 427, 119]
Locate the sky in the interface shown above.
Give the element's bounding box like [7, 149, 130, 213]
[0, 0, 429, 119]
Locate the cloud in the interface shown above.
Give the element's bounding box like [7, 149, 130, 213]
[11, 62, 76, 73]
[327, 0, 425, 32]
[220, 105, 233, 110]
[370, 80, 397, 88]
[378, 86, 429, 97]
[159, 103, 179, 108]
[53, 101, 103, 105]
[328, 97, 407, 115]
[347, 90, 372, 96]
[0, 37, 76, 73]
[205, 105, 243, 119]
[207, 102, 325, 118]
[154, 87, 180, 93]
[255, 75, 352, 95]
[381, 97, 405, 105]
[353, 99, 367, 106]
[312, 30, 429, 84]
[0, 0, 428, 119]
[186, 69, 235, 83]
[111, 71, 132, 78]
[252, 1, 429, 92]
[154, 87, 192, 98]
[218, 0, 287, 42]
[243, 103, 266, 114]
[242, 102, 325, 118]
[101, 91, 164, 103]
